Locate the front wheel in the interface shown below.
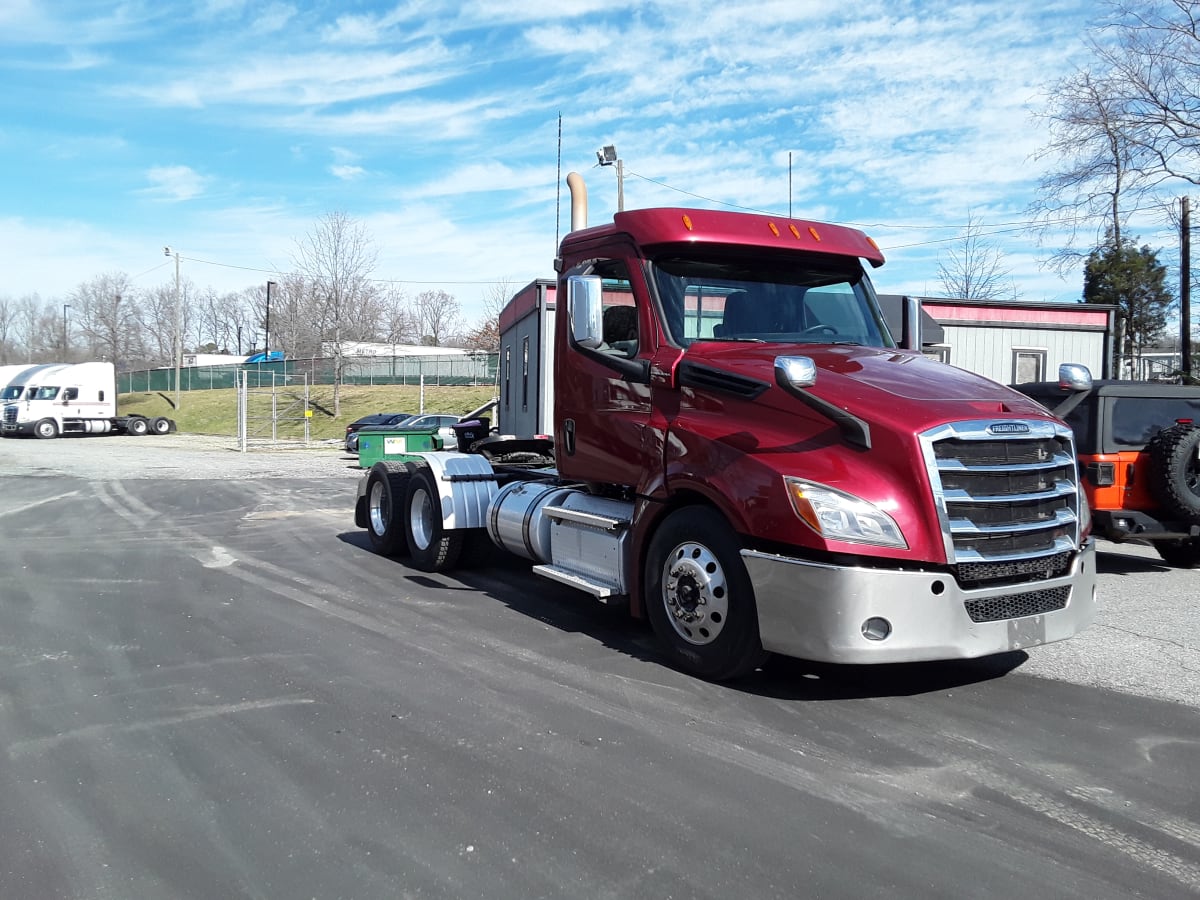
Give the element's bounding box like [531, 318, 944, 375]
[34, 419, 59, 440]
[403, 466, 463, 572]
[1152, 538, 1200, 568]
[644, 507, 768, 681]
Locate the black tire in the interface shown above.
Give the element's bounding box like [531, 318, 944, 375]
[150, 416, 172, 435]
[33, 418, 59, 440]
[1147, 423, 1200, 524]
[126, 417, 148, 436]
[403, 466, 463, 572]
[644, 506, 768, 682]
[1152, 538, 1200, 568]
[364, 462, 414, 556]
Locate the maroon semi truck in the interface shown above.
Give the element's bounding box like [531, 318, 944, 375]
[355, 173, 1097, 680]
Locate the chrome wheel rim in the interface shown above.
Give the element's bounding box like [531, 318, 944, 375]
[409, 486, 434, 551]
[661, 541, 729, 645]
[368, 480, 389, 536]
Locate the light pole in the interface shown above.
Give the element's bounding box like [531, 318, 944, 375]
[596, 144, 624, 211]
[62, 304, 70, 357]
[164, 246, 182, 411]
[265, 280, 276, 356]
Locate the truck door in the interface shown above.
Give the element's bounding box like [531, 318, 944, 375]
[555, 256, 654, 489]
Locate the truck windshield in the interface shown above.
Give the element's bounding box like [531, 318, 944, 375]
[0, 385, 24, 401]
[650, 251, 893, 349]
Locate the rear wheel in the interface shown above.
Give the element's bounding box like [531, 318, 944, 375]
[404, 466, 463, 572]
[644, 506, 768, 681]
[150, 416, 172, 434]
[126, 416, 149, 436]
[1152, 538, 1200, 568]
[365, 462, 414, 556]
[33, 418, 59, 440]
[1148, 422, 1200, 524]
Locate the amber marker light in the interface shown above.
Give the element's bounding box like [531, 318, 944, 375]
[789, 224, 801, 239]
[768, 221, 780, 236]
[867, 236, 880, 251]
[681, 214, 693, 231]
[809, 226, 822, 241]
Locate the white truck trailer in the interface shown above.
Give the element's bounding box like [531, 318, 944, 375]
[0, 362, 176, 439]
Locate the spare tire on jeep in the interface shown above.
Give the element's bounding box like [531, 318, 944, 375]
[1147, 422, 1200, 524]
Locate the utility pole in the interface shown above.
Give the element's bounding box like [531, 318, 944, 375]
[265, 280, 276, 355]
[165, 246, 182, 410]
[62, 304, 70, 357]
[1182, 197, 1192, 379]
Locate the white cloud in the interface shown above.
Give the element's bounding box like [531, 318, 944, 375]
[141, 166, 209, 202]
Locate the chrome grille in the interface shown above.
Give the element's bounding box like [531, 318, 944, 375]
[964, 586, 1071, 623]
[2, 406, 15, 425]
[922, 419, 1081, 584]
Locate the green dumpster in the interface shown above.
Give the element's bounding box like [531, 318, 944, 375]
[357, 426, 443, 468]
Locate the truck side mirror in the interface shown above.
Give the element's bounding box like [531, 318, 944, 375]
[1058, 363, 1093, 392]
[567, 275, 603, 348]
[1050, 363, 1094, 419]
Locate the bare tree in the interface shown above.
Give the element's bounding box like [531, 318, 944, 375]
[0, 295, 14, 364]
[379, 286, 416, 345]
[411, 289, 464, 347]
[141, 278, 197, 367]
[12, 295, 59, 363]
[936, 214, 1016, 300]
[70, 273, 141, 370]
[1095, 0, 1200, 187]
[461, 280, 512, 351]
[293, 211, 380, 416]
[1029, 68, 1149, 270]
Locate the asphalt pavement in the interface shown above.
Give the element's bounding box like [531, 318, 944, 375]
[0, 437, 1198, 899]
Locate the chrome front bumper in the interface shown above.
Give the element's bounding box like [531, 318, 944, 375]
[743, 540, 1097, 664]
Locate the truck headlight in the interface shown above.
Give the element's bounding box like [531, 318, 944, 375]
[784, 478, 907, 549]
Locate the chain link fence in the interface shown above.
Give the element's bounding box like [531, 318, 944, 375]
[120, 352, 499, 394]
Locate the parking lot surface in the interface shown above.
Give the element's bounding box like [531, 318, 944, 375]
[1, 433, 1198, 899]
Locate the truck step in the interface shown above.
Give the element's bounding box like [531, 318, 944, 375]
[531, 564, 626, 604]
[541, 505, 629, 532]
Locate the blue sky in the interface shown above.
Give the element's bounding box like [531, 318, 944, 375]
[0, 0, 1169, 324]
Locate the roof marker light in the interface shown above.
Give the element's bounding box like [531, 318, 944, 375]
[768, 221, 780, 236]
[681, 214, 693, 231]
[789, 224, 801, 239]
[809, 226, 822, 241]
[867, 236, 880, 251]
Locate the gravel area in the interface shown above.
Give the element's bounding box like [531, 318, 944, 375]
[0, 432, 365, 480]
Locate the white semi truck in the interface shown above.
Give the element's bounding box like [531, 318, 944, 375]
[0, 361, 176, 439]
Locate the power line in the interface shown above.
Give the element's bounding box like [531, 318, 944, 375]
[623, 168, 1179, 249]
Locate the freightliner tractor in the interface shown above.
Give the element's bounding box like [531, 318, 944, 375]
[354, 172, 1098, 680]
[1, 361, 176, 439]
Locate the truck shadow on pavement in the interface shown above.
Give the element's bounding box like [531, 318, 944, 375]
[339, 530, 1030, 701]
[1095, 547, 1174, 575]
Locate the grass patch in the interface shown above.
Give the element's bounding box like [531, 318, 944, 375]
[119, 384, 498, 440]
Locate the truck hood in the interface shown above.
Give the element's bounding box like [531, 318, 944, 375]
[682, 342, 1053, 423]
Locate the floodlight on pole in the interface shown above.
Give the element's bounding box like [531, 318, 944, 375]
[164, 246, 182, 411]
[596, 144, 624, 212]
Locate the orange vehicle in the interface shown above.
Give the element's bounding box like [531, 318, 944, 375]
[1014, 379, 1200, 567]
